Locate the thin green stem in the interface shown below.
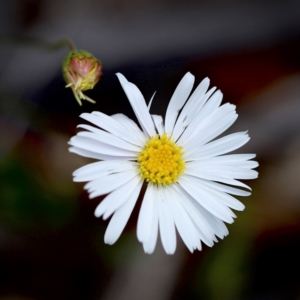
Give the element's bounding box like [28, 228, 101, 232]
[0, 34, 76, 52]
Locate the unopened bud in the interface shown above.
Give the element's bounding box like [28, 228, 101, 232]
[63, 50, 102, 105]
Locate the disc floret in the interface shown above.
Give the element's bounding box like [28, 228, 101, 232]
[138, 134, 185, 185]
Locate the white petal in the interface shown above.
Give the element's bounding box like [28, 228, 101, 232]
[185, 132, 250, 161]
[73, 160, 137, 182]
[195, 179, 246, 210]
[137, 185, 154, 242]
[73, 160, 135, 176]
[178, 184, 230, 240]
[151, 115, 165, 136]
[69, 147, 134, 161]
[142, 192, 159, 254]
[178, 175, 236, 223]
[172, 77, 210, 141]
[157, 187, 177, 254]
[179, 103, 236, 147]
[178, 89, 223, 145]
[168, 187, 201, 252]
[187, 157, 258, 171]
[76, 126, 142, 152]
[198, 159, 259, 169]
[194, 203, 229, 240]
[115, 72, 128, 85]
[190, 198, 229, 239]
[103, 176, 143, 220]
[165, 72, 195, 136]
[184, 105, 238, 153]
[185, 162, 259, 180]
[195, 86, 217, 113]
[189, 112, 238, 152]
[199, 179, 251, 197]
[148, 91, 156, 111]
[69, 135, 137, 157]
[182, 89, 223, 143]
[172, 184, 217, 246]
[197, 154, 257, 163]
[80, 112, 144, 147]
[196, 90, 223, 119]
[116, 73, 156, 137]
[94, 175, 141, 219]
[104, 179, 143, 245]
[85, 169, 138, 198]
[183, 171, 252, 190]
[111, 113, 147, 144]
[217, 178, 252, 190]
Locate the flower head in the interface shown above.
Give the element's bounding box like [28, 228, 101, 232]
[68, 72, 258, 254]
[63, 50, 102, 105]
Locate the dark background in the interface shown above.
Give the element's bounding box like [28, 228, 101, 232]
[1, 0, 300, 299]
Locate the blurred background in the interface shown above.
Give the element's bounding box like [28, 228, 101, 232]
[1, 0, 300, 299]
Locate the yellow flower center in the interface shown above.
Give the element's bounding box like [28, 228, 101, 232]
[138, 134, 185, 185]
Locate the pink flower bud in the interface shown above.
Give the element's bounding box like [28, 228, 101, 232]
[63, 50, 102, 105]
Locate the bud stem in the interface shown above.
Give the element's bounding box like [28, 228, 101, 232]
[0, 34, 77, 52]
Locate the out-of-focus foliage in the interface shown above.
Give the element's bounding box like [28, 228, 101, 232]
[0, 157, 78, 231]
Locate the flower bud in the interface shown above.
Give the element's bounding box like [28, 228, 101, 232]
[63, 50, 102, 105]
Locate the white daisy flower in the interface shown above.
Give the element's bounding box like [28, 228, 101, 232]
[68, 72, 258, 255]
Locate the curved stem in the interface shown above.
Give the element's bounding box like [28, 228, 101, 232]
[0, 34, 77, 52]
